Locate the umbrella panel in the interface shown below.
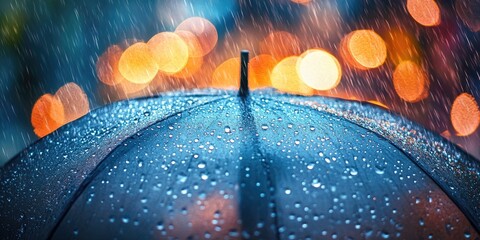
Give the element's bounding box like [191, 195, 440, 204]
[0, 93, 224, 239]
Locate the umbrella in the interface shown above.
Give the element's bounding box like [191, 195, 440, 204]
[1, 51, 479, 239]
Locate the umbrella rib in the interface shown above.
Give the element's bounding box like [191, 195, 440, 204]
[46, 96, 231, 239]
[266, 96, 480, 233]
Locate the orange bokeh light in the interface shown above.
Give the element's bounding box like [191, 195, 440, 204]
[118, 42, 158, 84]
[211, 58, 240, 89]
[176, 17, 218, 56]
[340, 30, 387, 69]
[259, 31, 301, 60]
[393, 61, 429, 103]
[55, 83, 89, 123]
[31, 94, 65, 138]
[271, 56, 314, 96]
[406, 0, 441, 27]
[212, 55, 277, 90]
[450, 93, 480, 136]
[96, 45, 125, 86]
[384, 28, 421, 65]
[249, 54, 277, 89]
[147, 32, 189, 74]
[291, 0, 311, 4]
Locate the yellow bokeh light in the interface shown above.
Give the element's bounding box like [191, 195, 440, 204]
[451, 93, 480, 136]
[297, 49, 342, 91]
[118, 42, 158, 84]
[171, 30, 204, 79]
[271, 56, 314, 96]
[341, 30, 387, 69]
[176, 17, 218, 56]
[31, 94, 65, 138]
[147, 32, 189, 74]
[55, 83, 89, 123]
[393, 61, 429, 102]
[407, 0, 441, 27]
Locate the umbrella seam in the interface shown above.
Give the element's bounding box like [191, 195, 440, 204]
[46, 96, 231, 239]
[249, 99, 282, 240]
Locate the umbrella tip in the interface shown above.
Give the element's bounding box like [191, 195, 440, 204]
[238, 50, 249, 98]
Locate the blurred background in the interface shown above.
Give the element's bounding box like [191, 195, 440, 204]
[0, 0, 479, 165]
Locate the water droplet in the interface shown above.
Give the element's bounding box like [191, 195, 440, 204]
[311, 179, 321, 188]
[156, 222, 164, 230]
[224, 126, 231, 133]
[350, 168, 358, 176]
[177, 174, 187, 183]
[198, 162, 206, 169]
[307, 163, 315, 170]
[285, 189, 292, 195]
[419, 218, 425, 226]
[375, 165, 385, 175]
[261, 124, 269, 130]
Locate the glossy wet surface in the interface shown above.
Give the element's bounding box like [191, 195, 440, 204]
[1, 90, 479, 239]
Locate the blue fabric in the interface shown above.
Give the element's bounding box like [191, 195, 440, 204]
[1, 90, 479, 239]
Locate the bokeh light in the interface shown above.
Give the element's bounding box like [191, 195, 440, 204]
[340, 30, 387, 69]
[259, 31, 301, 60]
[171, 30, 204, 79]
[297, 49, 342, 91]
[176, 17, 218, 57]
[249, 54, 277, 89]
[211, 58, 240, 89]
[291, 0, 312, 5]
[147, 32, 189, 74]
[271, 56, 314, 96]
[31, 94, 65, 138]
[4, 0, 480, 163]
[118, 42, 158, 84]
[393, 61, 429, 103]
[406, 0, 441, 27]
[384, 28, 421, 66]
[96, 45, 125, 86]
[55, 83, 89, 123]
[450, 93, 480, 136]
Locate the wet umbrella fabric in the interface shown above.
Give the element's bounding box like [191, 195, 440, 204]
[1, 90, 479, 239]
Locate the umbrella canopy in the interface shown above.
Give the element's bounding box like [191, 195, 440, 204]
[1, 54, 479, 239]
